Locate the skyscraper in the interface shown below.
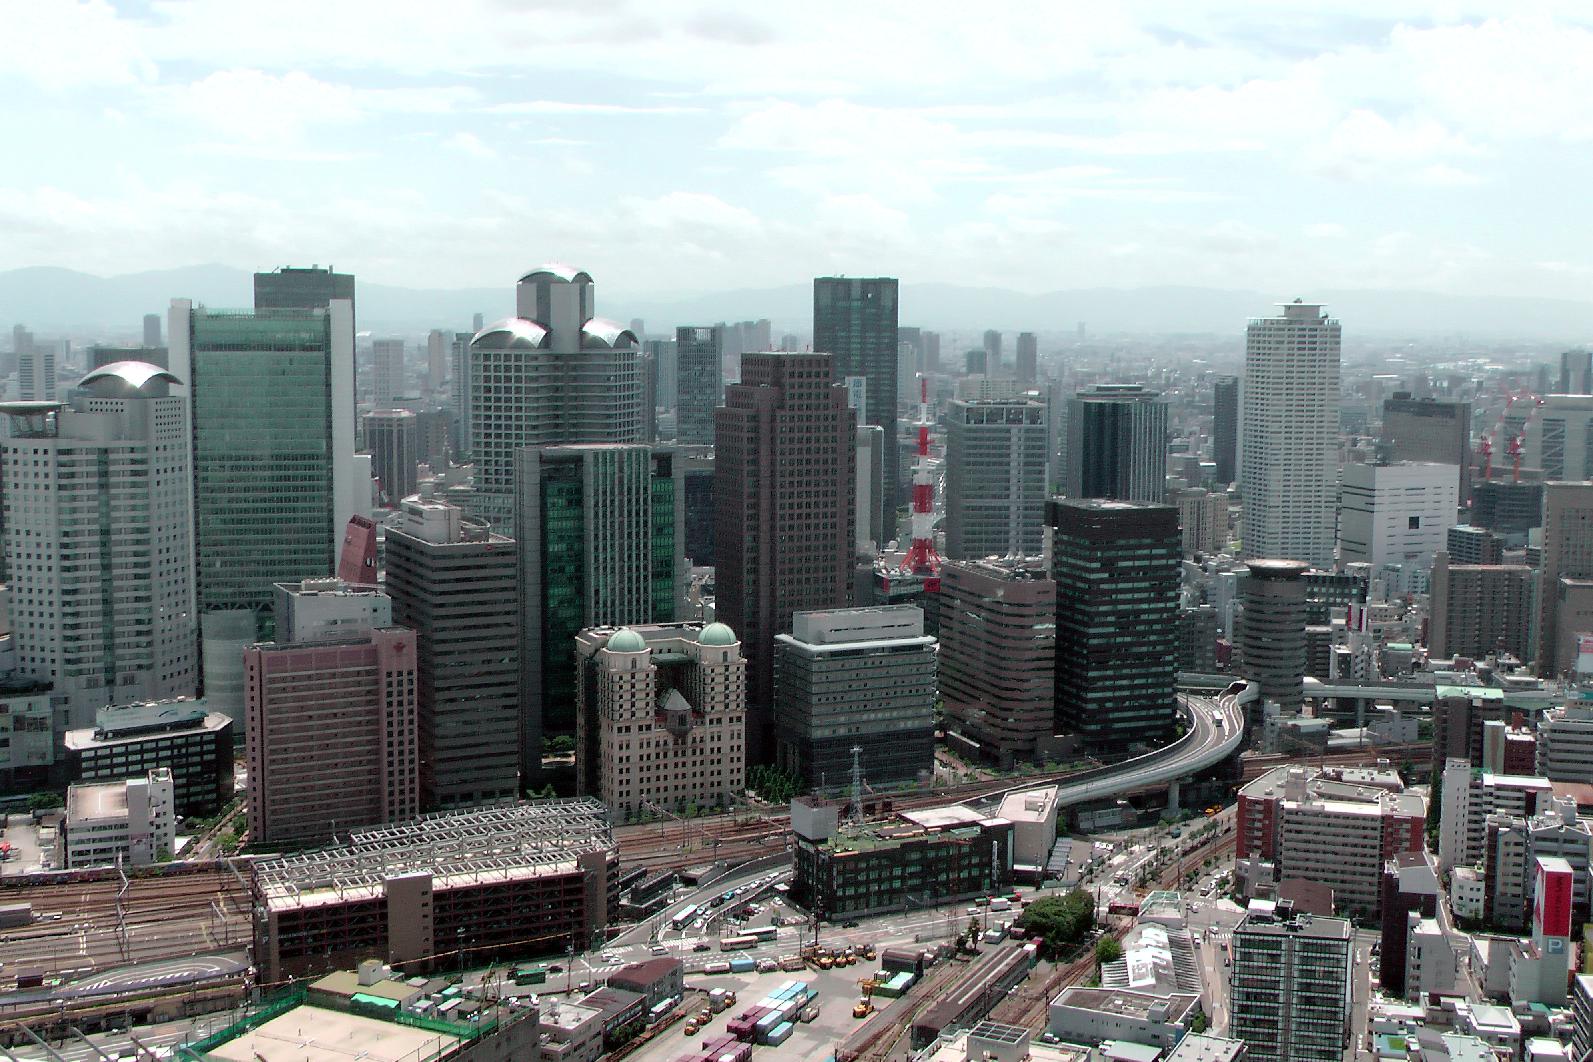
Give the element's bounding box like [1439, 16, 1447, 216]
[17, 345, 56, 401]
[1240, 301, 1341, 566]
[254, 266, 356, 320]
[1524, 395, 1593, 481]
[1048, 499, 1180, 751]
[943, 397, 1049, 560]
[715, 352, 856, 764]
[1381, 393, 1472, 499]
[1213, 375, 1238, 484]
[169, 300, 357, 633]
[1015, 331, 1038, 389]
[1236, 560, 1309, 715]
[468, 266, 644, 533]
[1428, 552, 1534, 661]
[449, 329, 473, 460]
[675, 325, 721, 445]
[1539, 483, 1593, 677]
[1229, 903, 1352, 1062]
[426, 328, 447, 395]
[1065, 383, 1169, 503]
[515, 444, 681, 778]
[370, 338, 403, 408]
[1, 362, 197, 727]
[363, 409, 418, 505]
[384, 495, 519, 808]
[1338, 461, 1460, 592]
[1561, 350, 1593, 395]
[142, 313, 162, 348]
[814, 277, 899, 505]
[982, 329, 1003, 373]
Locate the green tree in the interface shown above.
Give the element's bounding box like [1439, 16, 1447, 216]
[546, 735, 576, 756]
[1191, 1012, 1208, 1034]
[1021, 889, 1096, 958]
[26, 792, 63, 813]
[1094, 937, 1123, 968]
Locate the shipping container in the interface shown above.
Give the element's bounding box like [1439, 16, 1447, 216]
[766, 1021, 795, 1046]
[729, 958, 755, 973]
[779, 955, 806, 971]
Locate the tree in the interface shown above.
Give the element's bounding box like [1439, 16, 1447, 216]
[26, 792, 63, 813]
[1191, 1012, 1208, 1034]
[546, 735, 576, 756]
[1021, 889, 1096, 958]
[1094, 937, 1123, 968]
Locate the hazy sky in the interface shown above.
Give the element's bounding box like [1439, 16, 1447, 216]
[5, 2, 1593, 298]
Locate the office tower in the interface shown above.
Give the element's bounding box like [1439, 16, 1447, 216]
[855, 425, 886, 553]
[1170, 487, 1229, 556]
[675, 325, 721, 445]
[715, 352, 856, 764]
[91, 344, 167, 370]
[682, 449, 715, 568]
[1562, 350, 1593, 395]
[515, 444, 681, 778]
[1428, 553, 1534, 661]
[170, 300, 357, 637]
[943, 397, 1048, 560]
[982, 329, 1003, 373]
[1525, 395, 1593, 480]
[1538, 697, 1593, 784]
[254, 265, 356, 319]
[245, 578, 418, 846]
[1015, 332, 1037, 389]
[1229, 903, 1352, 1062]
[964, 348, 987, 375]
[1240, 301, 1341, 567]
[774, 606, 935, 789]
[1446, 525, 1503, 566]
[814, 277, 899, 506]
[384, 495, 519, 808]
[1179, 604, 1219, 671]
[575, 621, 745, 820]
[1048, 499, 1180, 751]
[426, 329, 446, 394]
[1213, 375, 1238, 484]
[1338, 461, 1459, 592]
[363, 409, 418, 505]
[1539, 483, 1593, 676]
[1474, 480, 1543, 545]
[469, 266, 644, 533]
[645, 336, 677, 410]
[1381, 393, 1472, 499]
[938, 559, 1056, 768]
[64, 700, 234, 818]
[17, 345, 56, 400]
[449, 329, 472, 459]
[1065, 384, 1169, 503]
[1, 361, 198, 727]
[639, 347, 658, 443]
[338, 514, 379, 586]
[142, 313, 161, 348]
[1236, 560, 1309, 715]
[923, 331, 941, 373]
[370, 338, 403, 408]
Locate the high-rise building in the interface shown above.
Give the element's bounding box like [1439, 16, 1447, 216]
[384, 496, 520, 808]
[1539, 483, 1593, 676]
[2, 362, 197, 727]
[425, 328, 446, 395]
[1561, 350, 1593, 395]
[170, 300, 357, 636]
[1473, 480, 1544, 545]
[515, 444, 681, 777]
[1015, 332, 1038, 389]
[1381, 393, 1472, 500]
[923, 331, 941, 373]
[1048, 499, 1180, 751]
[1338, 461, 1459, 592]
[1538, 696, 1593, 785]
[1428, 553, 1535, 661]
[814, 277, 899, 506]
[774, 607, 935, 789]
[142, 313, 162, 348]
[1446, 525, 1504, 565]
[1229, 903, 1352, 1062]
[575, 622, 745, 820]
[1236, 560, 1309, 715]
[943, 397, 1049, 560]
[253, 266, 356, 320]
[245, 578, 418, 847]
[982, 329, 1003, 373]
[715, 353, 855, 764]
[1065, 384, 1169, 503]
[1240, 301, 1341, 567]
[370, 338, 403, 408]
[449, 329, 473, 460]
[855, 424, 885, 553]
[1213, 375, 1238, 485]
[17, 345, 56, 400]
[674, 326, 721, 446]
[1170, 487, 1230, 556]
[469, 266, 644, 533]
[1524, 395, 1593, 481]
[938, 559, 1056, 769]
[362, 408, 418, 506]
[681, 448, 715, 568]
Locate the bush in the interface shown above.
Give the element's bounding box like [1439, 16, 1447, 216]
[27, 792, 63, 813]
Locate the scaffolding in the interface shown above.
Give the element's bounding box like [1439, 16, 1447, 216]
[255, 798, 614, 909]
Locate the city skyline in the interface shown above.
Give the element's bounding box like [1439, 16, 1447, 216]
[4, 5, 1593, 304]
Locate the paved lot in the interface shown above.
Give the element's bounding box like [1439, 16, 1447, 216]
[1, 814, 50, 877]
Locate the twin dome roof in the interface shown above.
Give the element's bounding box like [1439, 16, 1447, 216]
[606, 623, 737, 653]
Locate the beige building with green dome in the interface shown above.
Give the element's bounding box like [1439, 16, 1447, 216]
[574, 622, 745, 821]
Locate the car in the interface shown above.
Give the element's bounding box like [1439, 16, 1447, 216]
[843, 919, 860, 928]
[651, 944, 669, 956]
[694, 942, 711, 952]
[549, 965, 564, 974]
[601, 952, 619, 963]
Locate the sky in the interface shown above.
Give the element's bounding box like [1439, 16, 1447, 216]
[5, 1, 1593, 300]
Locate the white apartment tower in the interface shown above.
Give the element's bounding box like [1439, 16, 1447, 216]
[1, 362, 198, 728]
[1338, 461, 1460, 593]
[1241, 301, 1341, 566]
[371, 338, 403, 408]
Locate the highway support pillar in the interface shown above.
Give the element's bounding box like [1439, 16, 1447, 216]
[1167, 779, 1182, 815]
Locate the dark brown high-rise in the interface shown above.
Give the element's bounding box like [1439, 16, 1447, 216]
[715, 353, 856, 764]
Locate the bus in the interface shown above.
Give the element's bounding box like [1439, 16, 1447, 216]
[671, 904, 699, 930]
[720, 935, 758, 951]
[747, 926, 778, 943]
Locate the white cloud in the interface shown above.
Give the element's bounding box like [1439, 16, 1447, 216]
[449, 132, 497, 160]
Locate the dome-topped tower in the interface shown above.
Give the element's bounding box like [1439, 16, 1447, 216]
[698, 622, 737, 646]
[606, 627, 648, 654]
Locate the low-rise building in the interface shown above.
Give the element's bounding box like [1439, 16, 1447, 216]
[1451, 866, 1486, 921]
[605, 957, 683, 1009]
[1046, 986, 1199, 1049]
[997, 787, 1059, 875]
[63, 699, 233, 818]
[574, 622, 744, 821]
[1453, 1002, 1522, 1059]
[60, 768, 174, 868]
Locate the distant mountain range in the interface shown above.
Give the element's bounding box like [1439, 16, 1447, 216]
[2, 264, 1591, 343]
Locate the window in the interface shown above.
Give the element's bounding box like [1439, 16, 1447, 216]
[1408, 516, 1420, 530]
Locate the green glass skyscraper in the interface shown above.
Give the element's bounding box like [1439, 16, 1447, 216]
[515, 444, 682, 783]
[814, 277, 899, 506]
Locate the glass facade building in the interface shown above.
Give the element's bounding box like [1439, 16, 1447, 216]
[813, 277, 899, 507]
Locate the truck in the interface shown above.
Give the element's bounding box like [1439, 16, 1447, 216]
[989, 897, 1011, 913]
[709, 988, 729, 1012]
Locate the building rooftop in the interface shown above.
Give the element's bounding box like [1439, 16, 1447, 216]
[1051, 985, 1199, 1023]
[1164, 1033, 1248, 1062]
[65, 702, 228, 749]
[255, 799, 613, 912]
[67, 781, 128, 822]
[199, 1003, 461, 1062]
[997, 788, 1058, 824]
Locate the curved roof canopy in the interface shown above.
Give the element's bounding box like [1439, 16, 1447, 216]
[79, 360, 184, 391]
[471, 318, 551, 350]
[580, 317, 640, 349]
[518, 263, 593, 285]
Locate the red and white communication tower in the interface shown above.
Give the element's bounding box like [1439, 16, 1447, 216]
[900, 374, 941, 585]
